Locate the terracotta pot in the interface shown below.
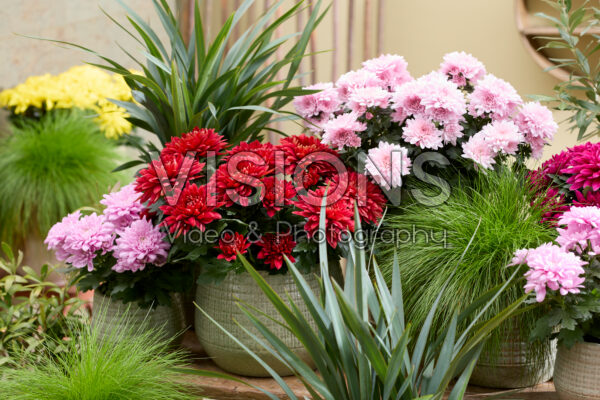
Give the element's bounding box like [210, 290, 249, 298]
[92, 291, 182, 345]
[554, 341, 600, 400]
[470, 329, 555, 388]
[195, 270, 319, 377]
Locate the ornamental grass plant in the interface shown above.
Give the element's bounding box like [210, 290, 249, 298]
[0, 307, 194, 400]
[376, 167, 555, 365]
[0, 110, 120, 246]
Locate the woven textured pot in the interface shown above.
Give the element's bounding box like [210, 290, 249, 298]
[195, 270, 320, 377]
[554, 342, 600, 400]
[470, 330, 555, 388]
[92, 291, 181, 345]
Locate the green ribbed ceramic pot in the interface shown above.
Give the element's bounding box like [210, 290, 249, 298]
[92, 291, 182, 345]
[195, 270, 320, 377]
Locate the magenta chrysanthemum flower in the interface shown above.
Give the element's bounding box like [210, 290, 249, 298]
[561, 143, 600, 191]
[46, 212, 114, 271]
[362, 54, 412, 89]
[402, 117, 444, 150]
[322, 113, 366, 149]
[100, 184, 144, 232]
[293, 82, 340, 130]
[461, 133, 497, 169]
[439, 51, 486, 87]
[112, 218, 170, 273]
[336, 69, 384, 102]
[365, 141, 411, 190]
[347, 86, 390, 114]
[468, 74, 522, 120]
[511, 243, 586, 302]
[480, 120, 523, 155]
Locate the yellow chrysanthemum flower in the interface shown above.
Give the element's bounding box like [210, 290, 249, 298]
[0, 65, 135, 139]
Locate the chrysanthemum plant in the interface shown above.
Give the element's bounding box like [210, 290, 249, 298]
[512, 205, 600, 347]
[293, 52, 558, 190]
[44, 0, 327, 171]
[45, 184, 189, 308]
[132, 127, 388, 283]
[0, 65, 134, 140]
[529, 141, 600, 223]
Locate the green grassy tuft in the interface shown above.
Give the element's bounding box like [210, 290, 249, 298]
[0, 110, 120, 245]
[376, 167, 555, 362]
[0, 308, 195, 400]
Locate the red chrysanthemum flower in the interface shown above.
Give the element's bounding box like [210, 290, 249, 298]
[331, 171, 387, 225]
[293, 185, 354, 248]
[223, 141, 276, 168]
[279, 135, 340, 188]
[214, 155, 271, 207]
[562, 142, 600, 191]
[162, 127, 227, 158]
[135, 153, 204, 205]
[261, 176, 297, 217]
[256, 233, 296, 270]
[216, 232, 251, 262]
[159, 184, 222, 237]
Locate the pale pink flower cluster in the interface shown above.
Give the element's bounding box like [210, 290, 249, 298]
[510, 243, 586, 302]
[461, 120, 523, 167]
[365, 141, 411, 190]
[100, 184, 144, 232]
[392, 72, 467, 146]
[348, 86, 390, 115]
[512, 206, 600, 303]
[322, 113, 366, 149]
[46, 188, 170, 273]
[336, 69, 383, 102]
[45, 211, 114, 271]
[514, 102, 559, 159]
[113, 218, 170, 273]
[439, 51, 486, 87]
[468, 74, 522, 120]
[362, 54, 412, 89]
[293, 82, 341, 130]
[556, 206, 600, 254]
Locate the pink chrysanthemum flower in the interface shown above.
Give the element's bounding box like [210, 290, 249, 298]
[365, 141, 411, 190]
[100, 184, 144, 232]
[442, 122, 464, 145]
[515, 102, 558, 141]
[461, 133, 497, 169]
[561, 143, 600, 191]
[402, 117, 444, 150]
[511, 243, 586, 302]
[347, 86, 390, 114]
[439, 51, 486, 87]
[468, 74, 522, 120]
[557, 206, 600, 253]
[418, 72, 467, 124]
[293, 82, 340, 130]
[112, 218, 170, 273]
[362, 54, 412, 89]
[336, 69, 384, 101]
[322, 113, 366, 149]
[480, 120, 523, 155]
[46, 213, 114, 271]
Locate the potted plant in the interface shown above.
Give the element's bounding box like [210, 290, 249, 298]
[511, 205, 600, 399]
[0, 66, 132, 280]
[132, 127, 388, 376]
[44, 184, 187, 343]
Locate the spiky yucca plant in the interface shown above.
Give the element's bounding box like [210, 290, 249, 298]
[47, 0, 326, 169]
[183, 204, 532, 400]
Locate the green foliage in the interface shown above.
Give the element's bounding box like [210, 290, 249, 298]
[532, 0, 600, 139]
[0, 243, 87, 367]
[0, 110, 120, 245]
[47, 0, 327, 155]
[376, 167, 555, 365]
[185, 205, 530, 400]
[0, 306, 195, 400]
